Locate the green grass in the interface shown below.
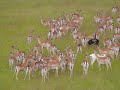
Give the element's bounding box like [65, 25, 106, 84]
[0, 0, 120, 90]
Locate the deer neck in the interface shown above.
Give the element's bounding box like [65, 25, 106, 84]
[23, 59, 29, 66]
[95, 54, 99, 59]
[97, 46, 101, 53]
[37, 38, 42, 45]
[94, 51, 99, 58]
[41, 18, 45, 25]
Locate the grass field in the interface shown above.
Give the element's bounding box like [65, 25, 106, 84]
[0, 0, 120, 90]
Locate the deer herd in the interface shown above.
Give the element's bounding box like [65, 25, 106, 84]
[9, 5, 120, 81]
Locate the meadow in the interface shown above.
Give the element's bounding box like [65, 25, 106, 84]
[0, 0, 120, 90]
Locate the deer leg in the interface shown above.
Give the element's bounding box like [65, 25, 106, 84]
[44, 75, 46, 82]
[16, 71, 19, 80]
[106, 63, 109, 71]
[45, 71, 48, 81]
[83, 68, 85, 75]
[42, 74, 44, 82]
[24, 67, 28, 80]
[12, 67, 16, 79]
[47, 71, 49, 80]
[70, 69, 72, 78]
[109, 62, 112, 70]
[91, 59, 94, 68]
[28, 69, 31, 80]
[56, 68, 58, 77]
[98, 63, 101, 71]
[85, 69, 87, 75]
[70, 66, 73, 78]
[15, 66, 20, 80]
[10, 64, 12, 71]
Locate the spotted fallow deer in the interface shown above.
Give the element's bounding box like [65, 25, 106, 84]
[37, 37, 50, 52]
[94, 51, 111, 71]
[81, 59, 89, 75]
[14, 59, 29, 80]
[97, 46, 114, 60]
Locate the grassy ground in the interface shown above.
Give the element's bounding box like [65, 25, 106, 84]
[0, 0, 120, 90]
